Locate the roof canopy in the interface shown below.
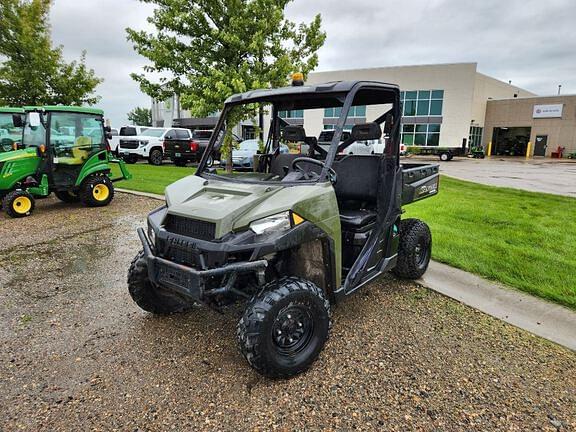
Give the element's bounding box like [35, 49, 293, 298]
[225, 80, 399, 111]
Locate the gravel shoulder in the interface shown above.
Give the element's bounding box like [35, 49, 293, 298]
[0, 193, 574, 431]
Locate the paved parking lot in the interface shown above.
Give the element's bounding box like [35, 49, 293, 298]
[1, 194, 575, 431]
[430, 157, 576, 197]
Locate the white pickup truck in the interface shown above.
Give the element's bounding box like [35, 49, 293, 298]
[117, 127, 192, 165]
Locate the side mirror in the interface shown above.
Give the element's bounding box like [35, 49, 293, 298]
[105, 132, 113, 140]
[29, 112, 41, 128]
[12, 114, 24, 128]
[351, 122, 381, 141]
[104, 125, 112, 133]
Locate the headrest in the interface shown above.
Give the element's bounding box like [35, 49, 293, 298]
[282, 125, 306, 142]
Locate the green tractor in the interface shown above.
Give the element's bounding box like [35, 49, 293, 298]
[0, 106, 132, 218]
[0, 107, 25, 153]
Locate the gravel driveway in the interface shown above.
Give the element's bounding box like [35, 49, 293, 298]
[1, 193, 575, 431]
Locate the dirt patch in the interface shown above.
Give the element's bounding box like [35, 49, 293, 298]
[0, 193, 574, 431]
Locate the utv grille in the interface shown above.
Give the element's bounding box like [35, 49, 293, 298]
[164, 215, 216, 241]
[119, 140, 139, 149]
[157, 237, 202, 267]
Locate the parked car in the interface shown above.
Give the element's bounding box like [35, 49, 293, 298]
[222, 140, 289, 170]
[372, 140, 407, 155]
[163, 129, 205, 167]
[110, 125, 149, 155]
[119, 127, 193, 166]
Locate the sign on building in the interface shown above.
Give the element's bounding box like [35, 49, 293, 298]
[533, 104, 563, 118]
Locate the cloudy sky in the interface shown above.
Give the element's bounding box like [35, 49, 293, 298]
[50, 0, 576, 126]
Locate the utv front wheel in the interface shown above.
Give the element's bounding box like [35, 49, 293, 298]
[237, 277, 331, 378]
[80, 175, 114, 207]
[393, 218, 432, 279]
[128, 250, 191, 314]
[55, 190, 80, 203]
[3, 190, 35, 218]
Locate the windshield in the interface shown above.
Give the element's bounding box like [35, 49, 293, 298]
[196, 84, 399, 185]
[140, 128, 166, 138]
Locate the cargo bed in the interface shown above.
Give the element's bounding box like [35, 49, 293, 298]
[401, 163, 440, 205]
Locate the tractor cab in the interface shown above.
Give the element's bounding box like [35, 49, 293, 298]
[0, 106, 131, 218]
[0, 107, 25, 152]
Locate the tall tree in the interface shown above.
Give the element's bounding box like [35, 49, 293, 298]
[0, 0, 103, 106]
[127, 107, 152, 126]
[127, 0, 325, 168]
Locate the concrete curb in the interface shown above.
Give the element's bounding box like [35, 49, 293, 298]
[116, 188, 165, 201]
[419, 261, 576, 352]
[116, 188, 576, 351]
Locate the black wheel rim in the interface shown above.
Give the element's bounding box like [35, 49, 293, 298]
[152, 152, 162, 165]
[272, 305, 314, 354]
[414, 238, 430, 268]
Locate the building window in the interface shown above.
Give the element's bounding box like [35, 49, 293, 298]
[401, 123, 441, 146]
[324, 124, 355, 131]
[469, 126, 483, 148]
[400, 89, 443, 117]
[279, 109, 304, 119]
[324, 106, 366, 118]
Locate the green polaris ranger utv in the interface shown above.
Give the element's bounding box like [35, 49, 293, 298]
[0, 106, 131, 218]
[0, 107, 25, 153]
[129, 79, 439, 378]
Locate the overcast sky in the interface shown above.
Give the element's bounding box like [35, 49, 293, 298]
[50, 0, 576, 126]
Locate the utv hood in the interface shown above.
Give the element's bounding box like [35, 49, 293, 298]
[163, 174, 336, 239]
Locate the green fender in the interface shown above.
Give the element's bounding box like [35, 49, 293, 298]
[74, 151, 112, 186]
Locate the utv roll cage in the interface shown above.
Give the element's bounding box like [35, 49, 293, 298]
[196, 81, 402, 181]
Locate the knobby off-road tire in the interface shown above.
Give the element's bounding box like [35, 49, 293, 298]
[55, 190, 80, 203]
[237, 277, 331, 378]
[148, 148, 163, 166]
[80, 175, 114, 207]
[2, 190, 35, 218]
[393, 218, 432, 280]
[128, 250, 192, 315]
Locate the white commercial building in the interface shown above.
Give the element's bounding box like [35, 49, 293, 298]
[152, 62, 535, 148]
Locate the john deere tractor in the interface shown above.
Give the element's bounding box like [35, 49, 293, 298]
[0, 107, 25, 153]
[0, 106, 131, 218]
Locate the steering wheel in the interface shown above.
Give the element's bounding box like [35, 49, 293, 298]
[291, 157, 337, 184]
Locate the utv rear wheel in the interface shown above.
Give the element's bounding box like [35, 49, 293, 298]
[148, 148, 163, 166]
[128, 250, 191, 315]
[80, 175, 114, 207]
[55, 190, 80, 203]
[3, 190, 35, 218]
[237, 277, 331, 378]
[393, 218, 432, 279]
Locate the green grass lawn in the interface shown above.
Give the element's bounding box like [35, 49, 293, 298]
[111, 163, 576, 309]
[406, 176, 576, 309]
[111, 163, 196, 195]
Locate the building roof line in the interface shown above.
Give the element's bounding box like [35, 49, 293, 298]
[310, 62, 478, 75]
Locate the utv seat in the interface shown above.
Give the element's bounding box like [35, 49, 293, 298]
[339, 209, 377, 228]
[332, 155, 380, 229]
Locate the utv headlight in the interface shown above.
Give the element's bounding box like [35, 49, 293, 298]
[249, 211, 305, 236]
[250, 212, 291, 235]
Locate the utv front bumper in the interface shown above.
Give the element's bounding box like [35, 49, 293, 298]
[138, 227, 268, 301]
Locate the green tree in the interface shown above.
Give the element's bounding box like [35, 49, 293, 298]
[127, 0, 325, 169]
[0, 0, 103, 106]
[127, 107, 152, 126]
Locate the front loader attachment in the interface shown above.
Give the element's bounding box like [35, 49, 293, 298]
[108, 156, 133, 182]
